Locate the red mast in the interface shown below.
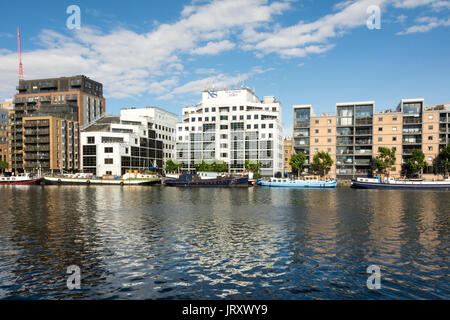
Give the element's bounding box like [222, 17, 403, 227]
[17, 27, 24, 80]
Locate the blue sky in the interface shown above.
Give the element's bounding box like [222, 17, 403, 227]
[0, 0, 449, 135]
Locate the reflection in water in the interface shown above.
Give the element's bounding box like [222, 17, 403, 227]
[0, 185, 448, 299]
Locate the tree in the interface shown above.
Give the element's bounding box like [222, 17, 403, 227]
[290, 153, 307, 178]
[165, 159, 181, 173]
[210, 161, 228, 173]
[194, 160, 211, 172]
[245, 160, 260, 173]
[375, 147, 396, 177]
[0, 161, 8, 173]
[407, 149, 427, 177]
[438, 145, 450, 178]
[312, 151, 334, 177]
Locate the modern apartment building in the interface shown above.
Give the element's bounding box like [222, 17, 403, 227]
[283, 138, 293, 175]
[176, 88, 284, 176]
[119, 107, 177, 165]
[22, 117, 79, 172]
[81, 115, 164, 176]
[10, 75, 105, 172]
[0, 100, 12, 164]
[292, 99, 449, 179]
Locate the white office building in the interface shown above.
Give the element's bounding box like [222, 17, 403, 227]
[175, 88, 284, 176]
[120, 107, 178, 162]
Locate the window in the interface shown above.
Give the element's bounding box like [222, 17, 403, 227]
[378, 138, 383, 142]
[428, 157, 433, 161]
[428, 115, 434, 120]
[104, 158, 113, 164]
[87, 137, 95, 144]
[392, 127, 397, 131]
[428, 125, 433, 130]
[315, 120, 319, 124]
[328, 138, 332, 143]
[247, 115, 251, 120]
[269, 124, 274, 129]
[198, 118, 202, 121]
[328, 129, 332, 133]
[254, 124, 258, 129]
[205, 108, 209, 112]
[393, 137, 397, 141]
[315, 139, 319, 143]
[240, 106, 244, 111]
[254, 115, 259, 119]
[220, 125, 228, 130]
[428, 136, 433, 141]
[314, 148, 318, 152]
[262, 124, 266, 129]
[327, 148, 332, 152]
[240, 115, 244, 120]
[191, 118, 195, 122]
[393, 117, 397, 121]
[247, 125, 251, 129]
[212, 107, 216, 112]
[232, 106, 237, 111]
[428, 146, 433, 151]
[327, 119, 332, 124]
[104, 147, 113, 153]
[220, 115, 228, 121]
[221, 153, 227, 157]
[232, 116, 237, 121]
[212, 117, 216, 121]
[378, 127, 383, 132]
[205, 117, 209, 122]
[315, 129, 319, 134]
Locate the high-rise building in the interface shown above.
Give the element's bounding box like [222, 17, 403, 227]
[292, 99, 450, 179]
[176, 88, 284, 176]
[10, 75, 105, 172]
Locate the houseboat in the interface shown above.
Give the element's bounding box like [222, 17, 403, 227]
[164, 173, 248, 187]
[257, 176, 337, 188]
[351, 177, 450, 190]
[0, 173, 42, 185]
[43, 172, 161, 186]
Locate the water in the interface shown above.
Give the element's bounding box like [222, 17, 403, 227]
[0, 185, 448, 299]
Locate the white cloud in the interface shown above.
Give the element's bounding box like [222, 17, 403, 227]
[397, 15, 450, 34]
[191, 40, 235, 55]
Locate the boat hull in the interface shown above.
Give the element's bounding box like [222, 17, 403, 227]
[164, 176, 248, 187]
[0, 178, 42, 185]
[43, 177, 161, 186]
[351, 180, 450, 190]
[258, 179, 337, 188]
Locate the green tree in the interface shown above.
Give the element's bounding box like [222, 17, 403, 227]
[245, 160, 260, 173]
[375, 147, 397, 177]
[210, 161, 228, 173]
[407, 149, 427, 177]
[438, 145, 450, 177]
[290, 153, 307, 178]
[312, 151, 334, 177]
[165, 159, 181, 173]
[0, 160, 8, 174]
[194, 160, 211, 172]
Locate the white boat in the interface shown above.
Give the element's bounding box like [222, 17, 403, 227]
[43, 173, 161, 186]
[258, 176, 337, 188]
[0, 173, 42, 185]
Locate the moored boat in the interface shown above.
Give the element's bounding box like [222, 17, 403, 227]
[0, 173, 42, 185]
[351, 177, 450, 190]
[164, 173, 248, 187]
[43, 173, 161, 186]
[257, 176, 337, 188]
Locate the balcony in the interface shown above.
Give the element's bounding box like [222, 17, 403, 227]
[402, 139, 422, 145]
[354, 149, 372, 155]
[403, 117, 422, 124]
[295, 120, 310, 128]
[40, 81, 57, 89]
[70, 79, 81, 87]
[66, 95, 78, 101]
[355, 159, 372, 166]
[355, 129, 372, 135]
[402, 129, 422, 134]
[16, 84, 27, 91]
[355, 118, 373, 126]
[355, 139, 372, 145]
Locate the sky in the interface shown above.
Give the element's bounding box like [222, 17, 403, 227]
[0, 0, 449, 136]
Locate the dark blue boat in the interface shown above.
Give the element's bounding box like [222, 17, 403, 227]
[164, 173, 248, 187]
[351, 177, 450, 190]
